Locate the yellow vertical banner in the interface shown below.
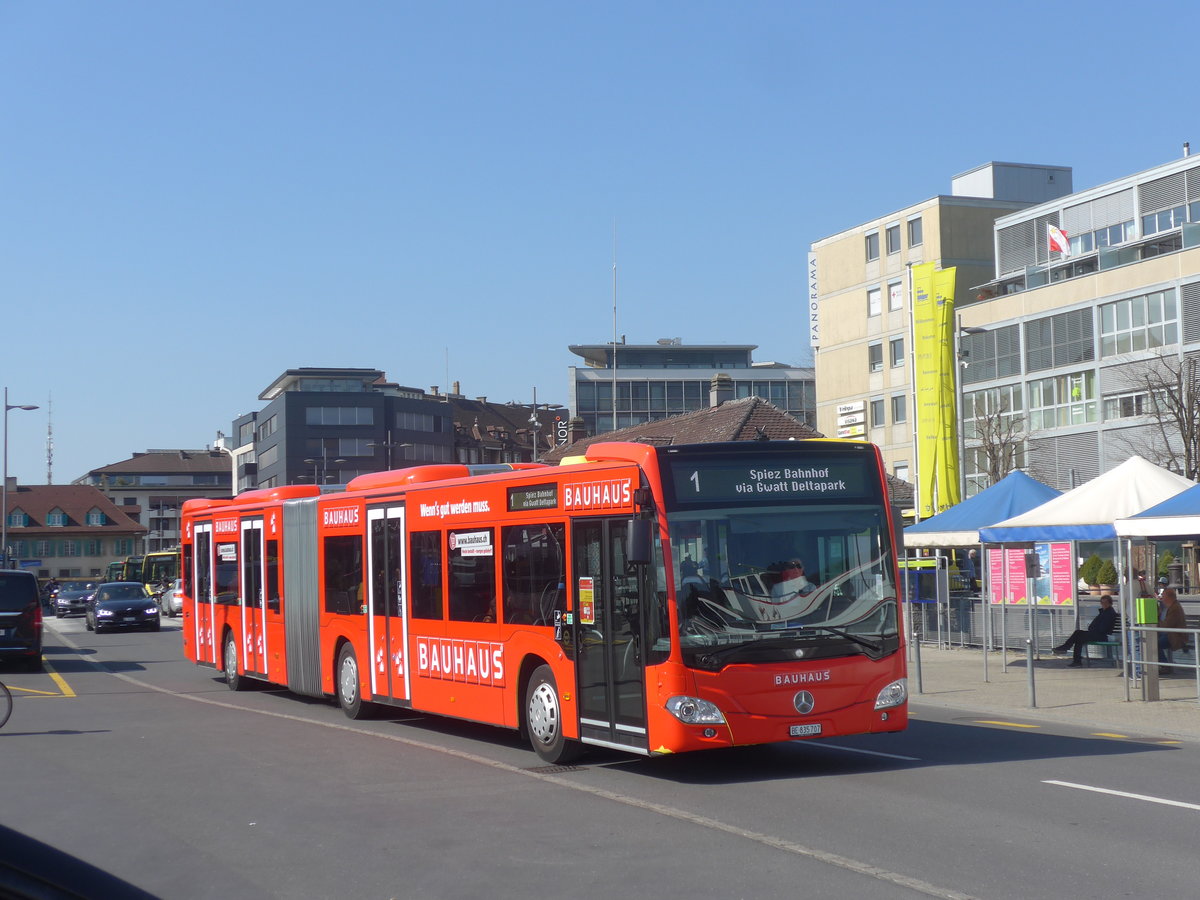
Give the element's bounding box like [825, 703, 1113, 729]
[912, 263, 959, 519]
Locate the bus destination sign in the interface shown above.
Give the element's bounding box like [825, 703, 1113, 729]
[508, 483, 558, 512]
[669, 459, 871, 505]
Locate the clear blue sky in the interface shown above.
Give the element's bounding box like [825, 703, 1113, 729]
[2, 1, 1194, 485]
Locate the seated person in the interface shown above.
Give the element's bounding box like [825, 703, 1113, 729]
[1054, 594, 1117, 667]
[769, 560, 815, 599]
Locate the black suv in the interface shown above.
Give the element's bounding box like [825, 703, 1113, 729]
[0, 570, 43, 670]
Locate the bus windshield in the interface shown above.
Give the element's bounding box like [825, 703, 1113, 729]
[667, 503, 899, 668]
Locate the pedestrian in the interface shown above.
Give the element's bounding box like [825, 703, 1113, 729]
[1054, 594, 1117, 667]
[1157, 588, 1187, 676]
[963, 549, 979, 592]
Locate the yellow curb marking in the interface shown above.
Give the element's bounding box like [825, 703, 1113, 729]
[974, 720, 1039, 729]
[9, 658, 77, 699]
[47, 664, 77, 698]
[1091, 732, 1129, 739]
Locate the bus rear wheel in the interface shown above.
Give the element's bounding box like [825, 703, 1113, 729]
[337, 644, 371, 720]
[524, 665, 580, 764]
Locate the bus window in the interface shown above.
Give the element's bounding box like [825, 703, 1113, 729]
[410, 531, 442, 620]
[448, 528, 495, 622]
[265, 539, 281, 613]
[323, 535, 363, 616]
[215, 543, 239, 605]
[501, 523, 565, 626]
[196, 532, 211, 601]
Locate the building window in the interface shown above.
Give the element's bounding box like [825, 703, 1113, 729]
[258, 444, 279, 468]
[1028, 371, 1097, 430]
[963, 385, 1023, 440]
[85, 509, 106, 526]
[114, 539, 134, 556]
[907, 217, 923, 247]
[888, 281, 903, 311]
[1103, 388, 1166, 421]
[62, 541, 79, 557]
[960, 324, 1022, 385]
[890, 394, 907, 423]
[1142, 206, 1186, 236]
[1099, 290, 1178, 357]
[865, 231, 880, 261]
[258, 415, 277, 439]
[46, 510, 66, 527]
[886, 224, 901, 255]
[868, 342, 884, 373]
[889, 337, 905, 368]
[894, 463, 910, 483]
[7, 510, 27, 528]
[867, 287, 882, 317]
[870, 397, 886, 428]
[306, 406, 375, 426]
[36, 541, 51, 557]
[1024, 309, 1094, 373]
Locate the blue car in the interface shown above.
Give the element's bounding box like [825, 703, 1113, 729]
[85, 582, 160, 634]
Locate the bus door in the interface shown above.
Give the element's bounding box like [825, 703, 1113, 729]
[367, 505, 409, 704]
[193, 523, 217, 665]
[241, 518, 267, 677]
[572, 518, 648, 753]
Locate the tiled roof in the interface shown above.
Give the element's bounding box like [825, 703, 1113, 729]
[541, 397, 823, 462]
[85, 450, 230, 475]
[6, 484, 145, 534]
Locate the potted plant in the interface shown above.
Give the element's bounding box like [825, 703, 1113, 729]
[1096, 558, 1118, 594]
[1078, 554, 1103, 593]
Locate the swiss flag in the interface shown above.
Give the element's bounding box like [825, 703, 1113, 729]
[1048, 224, 1071, 257]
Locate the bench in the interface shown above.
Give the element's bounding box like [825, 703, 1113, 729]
[1082, 614, 1122, 668]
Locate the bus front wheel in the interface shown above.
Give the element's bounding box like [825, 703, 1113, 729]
[524, 665, 580, 764]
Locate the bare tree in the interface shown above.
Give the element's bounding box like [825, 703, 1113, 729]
[962, 392, 1028, 490]
[1112, 353, 1200, 480]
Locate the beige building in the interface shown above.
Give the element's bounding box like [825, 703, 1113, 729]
[810, 163, 1072, 491]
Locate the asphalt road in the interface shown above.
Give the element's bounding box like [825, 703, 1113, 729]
[2, 616, 1198, 899]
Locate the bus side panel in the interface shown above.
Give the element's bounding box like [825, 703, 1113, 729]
[283, 498, 323, 698]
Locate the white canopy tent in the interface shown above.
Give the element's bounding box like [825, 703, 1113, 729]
[979, 457, 1194, 543]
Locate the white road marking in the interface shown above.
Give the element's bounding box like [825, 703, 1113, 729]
[812, 742, 921, 761]
[1043, 780, 1200, 812]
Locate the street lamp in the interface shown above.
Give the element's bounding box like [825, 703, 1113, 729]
[367, 431, 412, 470]
[303, 449, 347, 486]
[2, 388, 39, 569]
[527, 403, 565, 462]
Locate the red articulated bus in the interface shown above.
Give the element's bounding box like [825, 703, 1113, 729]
[180, 440, 907, 762]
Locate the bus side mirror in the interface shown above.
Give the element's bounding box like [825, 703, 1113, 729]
[626, 518, 652, 567]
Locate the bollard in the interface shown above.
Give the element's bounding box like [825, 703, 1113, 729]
[912, 624, 924, 694]
[1026, 639, 1037, 708]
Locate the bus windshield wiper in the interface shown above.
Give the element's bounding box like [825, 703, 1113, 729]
[692, 637, 802, 668]
[802, 625, 882, 657]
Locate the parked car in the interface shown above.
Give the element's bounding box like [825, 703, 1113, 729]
[53, 580, 98, 618]
[157, 579, 183, 618]
[0, 569, 43, 670]
[85, 582, 159, 634]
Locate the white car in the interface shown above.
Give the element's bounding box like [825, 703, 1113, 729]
[157, 578, 183, 617]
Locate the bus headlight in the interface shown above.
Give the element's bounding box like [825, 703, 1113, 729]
[666, 696, 726, 725]
[874, 679, 908, 710]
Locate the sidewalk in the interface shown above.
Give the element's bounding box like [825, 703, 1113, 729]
[909, 645, 1200, 741]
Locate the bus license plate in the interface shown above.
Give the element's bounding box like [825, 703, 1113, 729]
[789, 724, 822, 737]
